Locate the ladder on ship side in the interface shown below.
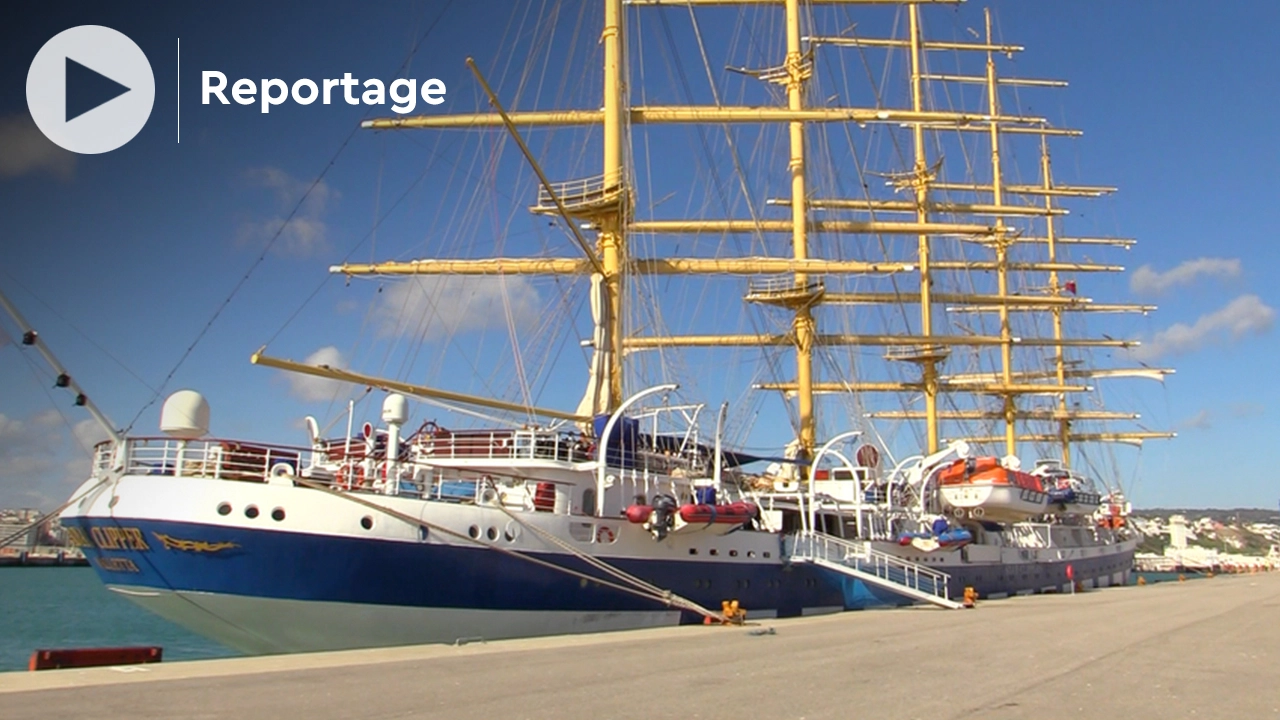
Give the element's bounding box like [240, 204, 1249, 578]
[785, 530, 965, 610]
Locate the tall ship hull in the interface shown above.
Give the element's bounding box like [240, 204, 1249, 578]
[61, 429, 1134, 654]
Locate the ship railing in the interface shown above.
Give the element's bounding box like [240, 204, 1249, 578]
[1008, 523, 1052, 549]
[532, 174, 623, 213]
[413, 428, 703, 475]
[414, 429, 595, 463]
[788, 529, 952, 601]
[112, 437, 309, 482]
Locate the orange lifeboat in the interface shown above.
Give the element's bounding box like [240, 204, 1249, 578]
[936, 458, 1050, 523]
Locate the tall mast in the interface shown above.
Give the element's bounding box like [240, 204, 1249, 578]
[1041, 135, 1070, 465]
[785, 0, 817, 459]
[984, 8, 1016, 458]
[600, 0, 629, 412]
[907, 3, 940, 454]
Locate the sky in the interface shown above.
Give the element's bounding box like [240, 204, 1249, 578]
[1, 1, 1279, 511]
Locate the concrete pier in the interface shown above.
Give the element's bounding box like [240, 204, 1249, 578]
[3, 573, 1278, 719]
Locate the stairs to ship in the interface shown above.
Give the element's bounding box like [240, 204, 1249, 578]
[785, 530, 965, 610]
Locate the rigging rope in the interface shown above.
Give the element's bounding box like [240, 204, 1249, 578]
[291, 476, 726, 622]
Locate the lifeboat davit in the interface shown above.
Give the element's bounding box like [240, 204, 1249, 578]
[1033, 465, 1103, 516]
[935, 457, 1049, 523]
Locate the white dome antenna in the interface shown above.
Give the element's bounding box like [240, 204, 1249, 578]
[381, 394, 409, 426]
[160, 390, 210, 439]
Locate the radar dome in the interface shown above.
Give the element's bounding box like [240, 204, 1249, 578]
[382, 393, 409, 425]
[160, 390, 210, 439]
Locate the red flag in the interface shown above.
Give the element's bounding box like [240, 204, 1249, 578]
[1066, 564, 1075, 581]
[1064, 280, 1077, 295]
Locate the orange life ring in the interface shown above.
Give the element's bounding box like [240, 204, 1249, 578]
[596, 525, 616, 544]
[337, 465, 365, 491]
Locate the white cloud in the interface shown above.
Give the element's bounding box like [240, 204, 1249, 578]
[238, 166, 337, 257]
[1132, 294, 1275, 360]
[71, 418, 110, 452]
[1179, 410, 1211, 430]
[285, 345, 349, 402]
[377, 276, 543, 339]
[1130, 257, 1241, 296]
[0, 409, 84, 510]
[1229, 402, 1264, 418]
[0, 114, 75, 180]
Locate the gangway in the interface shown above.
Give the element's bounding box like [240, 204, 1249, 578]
[786, 530, 965, 609]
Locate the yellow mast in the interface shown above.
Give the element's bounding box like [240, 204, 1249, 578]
[599, 0, 628, 412]
[784, 0, 817, 460]
[1041, 135, 1071, 465]
[908, 4, 940, 455]
[983, 9, 1017, 458]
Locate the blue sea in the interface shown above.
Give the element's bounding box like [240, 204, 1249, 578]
[0, 568, 237, 673]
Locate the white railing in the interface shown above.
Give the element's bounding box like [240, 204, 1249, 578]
[534, 174, 620, 209]
[788, 529, 952, 601]
[746, 276, 824, 295]
[414, 428, 704, 477]
[415, 429, 594, 463]
[101, 437, 307, 482]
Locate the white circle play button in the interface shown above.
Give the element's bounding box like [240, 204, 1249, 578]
[26, 25, 155, 155]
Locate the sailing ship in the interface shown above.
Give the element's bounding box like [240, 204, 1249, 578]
[46, 0, 1173, 654]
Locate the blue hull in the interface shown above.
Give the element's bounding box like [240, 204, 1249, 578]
[68, 517, 855, 619]
[68, 517, 1133, 627]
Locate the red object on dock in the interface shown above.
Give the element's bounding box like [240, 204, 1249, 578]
[28, 646, 163, 671]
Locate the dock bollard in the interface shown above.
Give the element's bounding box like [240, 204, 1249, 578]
[962, 586, 977, 608]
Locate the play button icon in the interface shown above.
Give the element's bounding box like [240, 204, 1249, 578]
[65, 57, 133, 123]
[27, 26, 155, 154]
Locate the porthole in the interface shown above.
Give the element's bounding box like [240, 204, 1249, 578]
[709, 549, 719, 556]
[244, 505, 259, 519]
[271, 507, 285, 522]
[360, 515, 374, 530]
[763, 551, 771, 558]
[689, 548, 698, 555]
[729, 549, 738, 557]
[468, 525, 480, 539]
[486, 526, 498, 541]
[217, 502, 231, 516]
[747, 550, 756, 558]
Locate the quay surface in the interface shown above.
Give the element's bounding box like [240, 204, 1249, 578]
[2, 573, 1277, 719]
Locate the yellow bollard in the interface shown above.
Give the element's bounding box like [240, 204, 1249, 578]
[963, 586, 978, 608]
[1178, 574, 1186, 582]
[1137, 576, 1147, 586]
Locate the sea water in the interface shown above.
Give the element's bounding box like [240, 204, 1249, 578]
[0, 568, 237, 672]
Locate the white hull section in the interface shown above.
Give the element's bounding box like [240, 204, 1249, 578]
[107, 584, 681, 655]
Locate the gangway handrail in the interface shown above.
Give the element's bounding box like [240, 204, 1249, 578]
[787, 529, 954, 601]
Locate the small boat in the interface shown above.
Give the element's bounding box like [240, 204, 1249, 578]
[935, 457, 1049, 523]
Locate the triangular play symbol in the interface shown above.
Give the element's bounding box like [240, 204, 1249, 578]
[65, 57, 131, 122]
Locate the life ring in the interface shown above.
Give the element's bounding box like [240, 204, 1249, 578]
[337, 465, 365, 491]
[595, 525, 616, 544]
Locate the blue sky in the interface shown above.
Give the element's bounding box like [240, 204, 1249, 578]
[1, 1, 1278, 511]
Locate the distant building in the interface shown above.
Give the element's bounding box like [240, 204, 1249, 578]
[0, 508, 42, 549]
